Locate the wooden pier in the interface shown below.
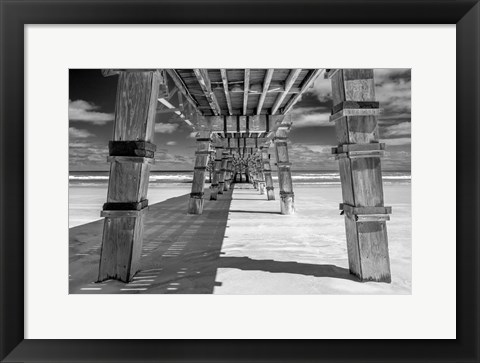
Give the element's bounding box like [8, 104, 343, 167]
[95, 68, 392, 285]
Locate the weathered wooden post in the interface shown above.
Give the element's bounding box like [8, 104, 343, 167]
[262, 148, 275, 200]
[250, 158, 259, 189]
[207, 150, 215, 183]
[224, 154, 233, 191]
[274, 126, 294, 215]
[239, 162, 243, 183]
[218, 150, 229, 194]
[210, 147, 222, 200]
[230, 157, 235, 183]
[98, 70, 163, 283]
[187, 131, 211, 214]
[256, 155, 266, 195]
[328, 68, 392, 282]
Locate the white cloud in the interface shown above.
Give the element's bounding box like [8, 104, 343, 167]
[381, 122, 411, 138]
[286, 142, 337, 170]
[69, 127, 94, 139]
[290, 107, 332, 128]
[384, 137, 411, 146]
[155, 123, 178, 133]
[308, 76, 332, 102]
[68, 99, 114, 125]
[306, 69, 411, 120]
[303, 145, 332, 153]
[374, 69, 411, 116]
[166, 141, 177, 146]
[69, 142, 92, 148]
[374, 69, 410, 83]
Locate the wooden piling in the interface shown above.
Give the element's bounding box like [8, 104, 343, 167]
[249, 160, 258, 189]
[274, 127, 294, 215]
[262, 149, 275, 200]
[224, 155, 233, 191]
[210, 149, 222, 200]
[329, 68, 392, 283]
[98, 70, 162, 283]
[218, 150, 228, 194]
[256, 155, 266, 195]
[188, 131, 212, 214]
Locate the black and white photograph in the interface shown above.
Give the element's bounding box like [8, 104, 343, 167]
[3, 0, 479, 359]
[69, 68, 412, 294]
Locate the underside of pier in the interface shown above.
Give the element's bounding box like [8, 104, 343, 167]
[96, 68, 392, 285]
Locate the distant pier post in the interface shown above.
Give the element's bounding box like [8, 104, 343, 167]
[249, 160, 257, 188]
[224, 154, 233, 191]
[237, 163, 243, 183]
[274, 126, 294, 215]
[210, 147, 222, 200]
[262, 149, 275, 200]
[98, 70, 163, 283]
[256, 154, 266, 195]
[218, 150, 228, 194]
[252, 157, 257, 188]
[188, 131, 212, 214]
[327, 68, 392, 283]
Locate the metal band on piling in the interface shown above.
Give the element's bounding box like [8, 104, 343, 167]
[103, 199, 149, 211]
[108, 140, 156, 158]
[101, 199, 149, 218]
[190, 192, 204, 199]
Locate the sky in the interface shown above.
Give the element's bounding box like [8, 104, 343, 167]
[69, 69, 411, 171]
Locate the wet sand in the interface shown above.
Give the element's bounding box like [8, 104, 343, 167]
[69, 183, 411, 294]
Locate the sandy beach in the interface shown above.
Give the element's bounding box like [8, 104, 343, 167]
[69, 182, 411, 294]
[69, 184, 192, 228]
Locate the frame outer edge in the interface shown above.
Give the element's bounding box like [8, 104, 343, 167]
[1, 1, 25, 362]
[1, 0, 479, 362]
[456, 2, 480, 362]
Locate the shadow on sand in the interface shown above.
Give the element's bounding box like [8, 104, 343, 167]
[218, 257, 359, 282]
[69, 185, 359, 294]
[228, 209, 281, 215]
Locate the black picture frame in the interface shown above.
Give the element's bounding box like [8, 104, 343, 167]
[1, 1, 478, 362]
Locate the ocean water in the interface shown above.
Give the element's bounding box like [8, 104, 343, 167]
[69, 170, 411, 186]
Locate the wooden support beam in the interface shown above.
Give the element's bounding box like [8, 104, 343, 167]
[188, 131, 212, 214]
[243, 69, 250, 116]
[166, 69, 200, 114]
[156, 87, 179, 113]
[227, 81, 299, 94]
[210, 147, 223, 200]
[220, 69, 233, 116]
[329, 68, 392, 283]
[193, 69, 222, 116]
[98, 70, 162, 283]
[257, 69, 274, 115]
[156, 107, 183, 114]
[196, 114, 285, 134]
[262, 148, 275, 200]
[271, 69, 302, 115]
[250, 158, 258, 189]
[262, 114, 291, 145]
[256, 154, 266, 195]
[218, 150, 229, 194]
[274, 128, 294, 214]
[282, 69, 324, 114]
[225, 155, 234, 191]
